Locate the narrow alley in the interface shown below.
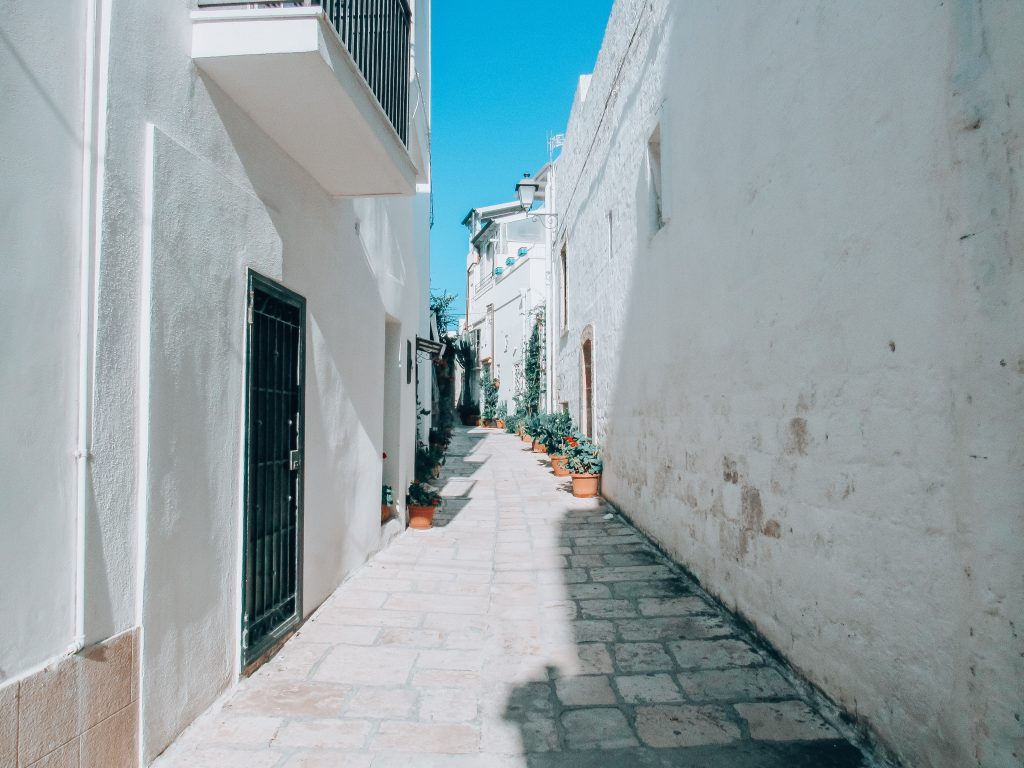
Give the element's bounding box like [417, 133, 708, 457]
[156, 426, 868, 768]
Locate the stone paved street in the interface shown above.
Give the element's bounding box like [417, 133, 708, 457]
[155, 427, 869, 767]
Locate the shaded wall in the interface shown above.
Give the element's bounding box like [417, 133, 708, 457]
[554, 1, 1023, 765]
[0, 0, 86, 679]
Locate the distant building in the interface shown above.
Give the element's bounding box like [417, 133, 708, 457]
[462, 169, 550, 415]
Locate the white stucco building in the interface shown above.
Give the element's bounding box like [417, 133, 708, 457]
[1, 0, 431, 763]
[462, 174, 550, 414]
[549, 1, 1023, 767]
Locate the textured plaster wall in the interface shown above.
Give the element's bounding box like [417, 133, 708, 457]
[554, 1, 1023, 766]
[83, 0, 430, 760]
[0, 0, 86, 679]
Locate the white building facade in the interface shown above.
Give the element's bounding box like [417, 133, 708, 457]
[1, 0, 431, 764]
[463, 188, 549, 414]
[550, 2, 1023, 767]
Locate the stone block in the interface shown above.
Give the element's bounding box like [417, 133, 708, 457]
[561, 708, 638, 750]
[612, 643, 675, 673]
[419, 688, 479, 723]
[273, 719, 371, 750]
[613, 673, 685, 704]
[618, 615, 731, 642]
[81, 702, 138, 768]
[0, 682, 17, 768]
[25, 739, 79, 768]
[345, 688, 416, 719]
[554, 676, 617, 706]
[634, 705, 740, 747]
[678, 667, 794, 702]
[371, 722, 479, 753]
[578, 600, 638, 619]
[735, 700, 840, 741]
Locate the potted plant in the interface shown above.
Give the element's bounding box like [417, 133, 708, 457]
[381, 484, 395, 523]
[458, 401, 481, 427]
[563, 432, 603, 498]
[526, 414, 545, 451]
[505, 413, 521, 435]
[540, 412, 574, 475]
[407, 483, 441, 529]
[495, 402, 508, 430]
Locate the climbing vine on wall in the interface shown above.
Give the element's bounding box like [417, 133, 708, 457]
[524, 306, 545, 415]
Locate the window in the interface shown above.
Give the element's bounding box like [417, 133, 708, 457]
[560, 243, 568, 330]
[648, 125, 664, 231]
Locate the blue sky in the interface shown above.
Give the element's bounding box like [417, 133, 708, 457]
[428, 0, 615, 306]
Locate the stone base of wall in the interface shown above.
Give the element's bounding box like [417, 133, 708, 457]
[0, 628, 139, 768]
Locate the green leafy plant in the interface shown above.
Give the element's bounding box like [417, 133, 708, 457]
[504, 412, 522, 434]
[429, 426, 452, 450]
[563, 432, 603, 475]
[525, 413, 543, 439]
[539, 411, 574, 453]
[430, 290, 458, 335]
[481, 369, 499, 421]
[415, 442, 444, 483]
[524, 320, 543, 415]
[496, 402, 508, 422]
[407, 482, 440, 507]
[382, 484, 394, 505]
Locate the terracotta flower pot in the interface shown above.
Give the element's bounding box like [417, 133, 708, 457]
[532, 441, 547, 453]
[570, 473, 601, 498]
[550, 455, 569, 477]
[381, 504, 393, 524]
[496, 420, 506, 429]
[521, 433, 532, 444]
[409, 504, 436, 529]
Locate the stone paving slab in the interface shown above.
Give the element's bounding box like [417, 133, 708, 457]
[154, 426, 868, 768]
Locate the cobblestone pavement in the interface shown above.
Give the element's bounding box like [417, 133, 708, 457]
[156, 427, 868, 767]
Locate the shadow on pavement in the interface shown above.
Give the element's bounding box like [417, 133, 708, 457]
[499, 506, 869, 768]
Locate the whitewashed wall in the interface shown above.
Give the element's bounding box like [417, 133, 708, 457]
[0, 0, 86, 681]
[0, 0, 431, 761]
[554, 1, 1023, 766]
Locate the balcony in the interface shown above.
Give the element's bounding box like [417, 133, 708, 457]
[192, 1, 417, 196]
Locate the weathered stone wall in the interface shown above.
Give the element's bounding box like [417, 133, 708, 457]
[553, 1, 1023, 766]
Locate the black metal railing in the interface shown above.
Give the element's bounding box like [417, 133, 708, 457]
[199, 1, 411, 144]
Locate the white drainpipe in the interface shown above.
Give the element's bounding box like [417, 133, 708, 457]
[72, 0, 108, 655]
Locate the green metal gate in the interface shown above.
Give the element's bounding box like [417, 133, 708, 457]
[242, 271, 305, 666]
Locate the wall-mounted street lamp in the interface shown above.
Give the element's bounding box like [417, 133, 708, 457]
[515, 173, 558, 229]
[516, 173, 540, 211]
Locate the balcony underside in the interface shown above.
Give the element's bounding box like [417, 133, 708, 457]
[192, 8, 417, 197]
